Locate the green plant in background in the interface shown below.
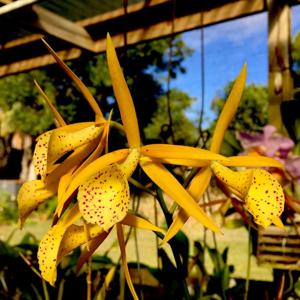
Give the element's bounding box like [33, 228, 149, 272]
[0, 190, 18, 224]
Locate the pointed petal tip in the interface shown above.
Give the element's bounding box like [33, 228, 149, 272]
[273, 217, 285, 230]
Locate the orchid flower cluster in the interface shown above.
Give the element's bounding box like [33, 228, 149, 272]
[17, 35, 285, 299]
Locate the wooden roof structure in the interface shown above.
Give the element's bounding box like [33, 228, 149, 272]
[0, 0, 277, 77]
[0, 0, 299, 130]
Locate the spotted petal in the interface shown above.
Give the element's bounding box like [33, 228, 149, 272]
[17, 180, 57, 228]
[47, 123, 102, 168]
[38, 204, 80, 285]
[245, 169, 284, 228]
[78, 164, 129, 231]
[210, 162, 285, 228]
[33, 131, 53, 178]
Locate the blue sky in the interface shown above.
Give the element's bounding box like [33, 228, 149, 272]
[170, 4, 300, 127]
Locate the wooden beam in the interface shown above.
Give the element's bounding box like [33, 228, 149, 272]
[268, 0, 293, 131]
[0, 0, 265, 77]
[0, 0, 39, 15]
[31, 5, 95, 51]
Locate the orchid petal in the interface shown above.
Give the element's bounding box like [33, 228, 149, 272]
[42, 39, 103, 120]
[18, 180, 57, 228]
[273, 217, 285, 229]
[162, 168, 212, 243]
[38, 204, 80, 285]
[210, 162, 284, 228]
[210, 162, 252, 198]
[57, 223, 104, 262]
[147, 157, 211, 167]
[245, 169, 284, 228]
[45, 137, 99, 185]
[95, 266, 117, 300]
[211, 65, 247, 153]
[33, 130, 53, 178]
[116, 223, 138, 300]
[140, 158, 220, 233]
[62, 149, 129, 205]
[34, 80, 66, 127]
[121, 213, 164, 233]
[141, 144, 227, 162]
[76, 231, 110, 273]
[223, 155, 284, 169]
[47, 123, 102, 169]
[78, 163, 129, 231]
[106, 34, 140, 148]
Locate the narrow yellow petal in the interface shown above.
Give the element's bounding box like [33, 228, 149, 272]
[34, 80, 66, 127]
[55, 167, 76, 217]
[47, 123, 102, 168]
[33, 130, 53, 179]
[78, 164, 129, 231]
[95, 266, 117, 299]
[223, 155, 284, 169]
[17, 180, 57, 228]
[162, 168, 212, 243]
[245, 169, 284, 228]
[106, 34, 140, 148]
[210, 64, 247, 153]
[140, 159, 220, 233]
[116, 224, 139, 300]
[273, 217, 285, 230]
[141, 144, 227, 162]
[38, 204, 80, 285]
[76, 231, 110, 273]
[143, 157, 211, 167]
[62, 149, 129, 206]
[42, 38, 104, 119]
[121, 213, 165, 233]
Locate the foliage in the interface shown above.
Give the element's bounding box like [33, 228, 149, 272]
[144, 89, 198, 145]
[211, 83, 268, 132]
[0, 71, 56, 136]
[42, 36, 192, 142]
[0, 190, 18, 224]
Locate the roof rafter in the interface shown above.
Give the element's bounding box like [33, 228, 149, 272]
[0, 0, 267, 77]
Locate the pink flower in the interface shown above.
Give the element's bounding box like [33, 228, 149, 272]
[239, 125, 294, 159]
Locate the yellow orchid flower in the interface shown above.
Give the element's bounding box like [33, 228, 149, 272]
[58, 34, 230, 236]
[163, 64, 285, 243]
[210, 161, 284, 228]
[37, 201, 164, 300]
[17, 42, 109, 227]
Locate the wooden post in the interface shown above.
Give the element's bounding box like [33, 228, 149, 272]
[268, 0, 293, 131]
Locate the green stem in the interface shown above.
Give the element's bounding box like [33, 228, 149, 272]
[156, 188, 191, 300]
[57, 279, 65, 300]
[42, 279, 50, 300]
[244, 224, 252, 300]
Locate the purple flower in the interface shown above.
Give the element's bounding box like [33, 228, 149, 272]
[285, 156, 300, 182]
[239, 125, 294, 159]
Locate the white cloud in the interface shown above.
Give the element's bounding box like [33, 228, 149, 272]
[183, 12, 267, 50]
